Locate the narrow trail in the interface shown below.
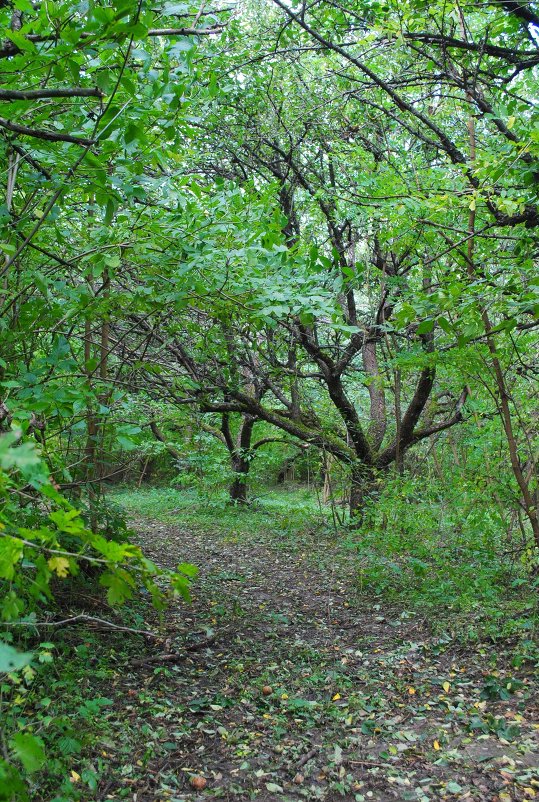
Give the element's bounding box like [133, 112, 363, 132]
[101, 519, 539, 802]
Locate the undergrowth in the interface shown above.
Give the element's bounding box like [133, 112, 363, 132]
[111, 484, 324, 542]
[347, 474, 539, 644]
[0, 626, 141, 802]
[113, 483, 539, 646]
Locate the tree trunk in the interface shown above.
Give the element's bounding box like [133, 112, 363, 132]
[84, 316, 99, 532]
[349, 463, 376, 523]
[229, 457, 249, 504]
[322, 452, 333, 503]
[224, 413, 256, 505]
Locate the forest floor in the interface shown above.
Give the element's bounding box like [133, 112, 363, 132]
[81, 500, 539, 802]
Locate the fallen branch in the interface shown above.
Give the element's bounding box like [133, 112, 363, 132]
[131, 629, 227, 667]
[0, 614, 159, 639]
[296, 747, 318, 768]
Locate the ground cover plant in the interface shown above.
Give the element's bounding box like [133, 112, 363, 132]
[0, 0, 538, 799]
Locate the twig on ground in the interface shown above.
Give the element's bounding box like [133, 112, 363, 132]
[296, 747, 318, 768]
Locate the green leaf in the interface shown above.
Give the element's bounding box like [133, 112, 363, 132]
[14, 0, 34, 11]
[105, 199, 116, 226]
[10, 733, 45, 773]
[0, 643, 33, 673]
[99, 570, 134, 605]
[104, 253, 121, 269]
[117, 435, 138, 450]
[437, 317, 453, 334]
[124, 122, 143, 145]
[416, 319, 435, 334]
[171, 574, 192, 601]
[177, 562, 199, 577]
[5, 30, 36, 53]
[0, 539, 24, 581]
[91, 536, 129, 561]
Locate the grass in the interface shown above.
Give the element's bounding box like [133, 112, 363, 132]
[112, 482, 539, 644]
[110, 484, 329, 543]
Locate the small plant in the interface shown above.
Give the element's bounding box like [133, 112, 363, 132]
[480, 675, 524, 701]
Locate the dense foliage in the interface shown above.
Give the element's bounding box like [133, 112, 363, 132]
[0, 0, 538, 798]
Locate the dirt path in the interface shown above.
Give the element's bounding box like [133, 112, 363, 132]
[100, 519, 539, 802]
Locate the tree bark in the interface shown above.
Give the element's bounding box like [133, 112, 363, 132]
[229, 456, 250, 504]
[227, 415, 255, 504]
[349, 463, 376, 522]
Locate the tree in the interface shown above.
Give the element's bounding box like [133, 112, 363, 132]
[114, 15, 471, 518]
[262, 0, 539, 535]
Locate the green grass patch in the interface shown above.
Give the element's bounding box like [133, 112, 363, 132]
[110, 484, 327, 544]
[113, 482, 539, 644]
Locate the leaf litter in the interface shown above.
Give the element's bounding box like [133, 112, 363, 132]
[87, 518, 538, 801]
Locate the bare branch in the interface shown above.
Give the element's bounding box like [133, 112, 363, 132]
[0, 614, 159, 639]
[0, 116, 95, 145]
[0, 87, 103, 101]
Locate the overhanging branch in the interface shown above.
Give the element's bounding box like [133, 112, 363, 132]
[0, 116, 95, 145]
[0, 25, 225, 59]
[0, 87, 103, 100]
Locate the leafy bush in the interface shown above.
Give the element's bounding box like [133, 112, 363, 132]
[0, 430, 197, 799]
